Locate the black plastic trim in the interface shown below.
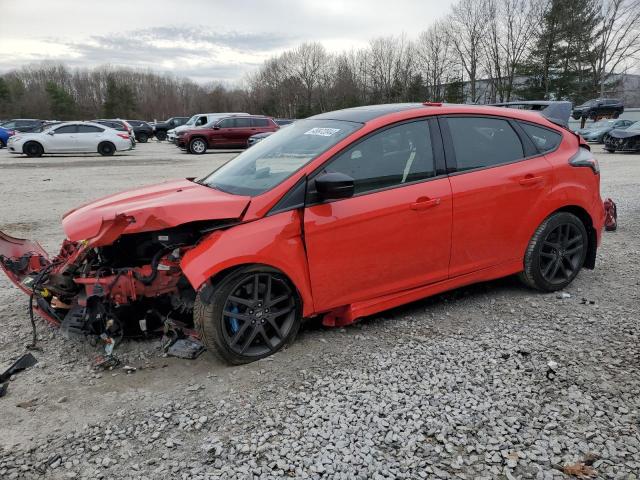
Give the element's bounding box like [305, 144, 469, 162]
[267, 176, 308, 216]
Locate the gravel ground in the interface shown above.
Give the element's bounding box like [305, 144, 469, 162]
[0, 141, 638, 479]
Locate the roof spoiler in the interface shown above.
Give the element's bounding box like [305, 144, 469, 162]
[490, 101, 572, 128]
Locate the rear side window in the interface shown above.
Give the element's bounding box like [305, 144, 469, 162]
[77, 125, 104, 133]
[218, 118, 234, 128]
[446, 116, 524, 171]
[519, 122, 562, 153]
[251, 118, 270, 127]
[234, 118, 252, 128]
[324, 120, 435, 195]
[54, 125, 77, 134]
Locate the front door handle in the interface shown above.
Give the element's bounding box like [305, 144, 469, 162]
[519, 175, 544, 186]
[410, 197, 441, 211]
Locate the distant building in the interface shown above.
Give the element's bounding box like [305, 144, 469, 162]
[451, 73, 640, 107]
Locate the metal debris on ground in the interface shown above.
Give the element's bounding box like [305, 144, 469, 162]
[0, 352, 38, 398]
[166, 338, 205, 359]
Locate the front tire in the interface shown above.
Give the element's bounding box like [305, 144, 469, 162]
[189, 137, 207, 155]
[519, 212, 588, 292]
[24, 142, 44, 158]
[98, 142, 115, 156]
[137, 133, 148, 143]
[194, 266, 301, 364]
[155, 131, 167, 141]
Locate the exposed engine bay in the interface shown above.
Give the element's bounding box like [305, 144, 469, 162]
[0, 221, 226, 351]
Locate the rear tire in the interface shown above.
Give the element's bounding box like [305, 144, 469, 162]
[98, 142, 115, 156]
[137, 133, 148, 143]
[519, 212, 588, 292]
[189, 138, 207, 155]
[23, 142, 43, 158]
[194, 266, 301, 365]
[0, 139, 5, 149]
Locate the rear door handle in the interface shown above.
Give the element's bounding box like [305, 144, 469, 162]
[519, 175, 544, 186]
[410, 197, 441, 211]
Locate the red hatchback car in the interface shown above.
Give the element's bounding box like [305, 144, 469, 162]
[0, 103, 604, 364]
[179, 115, 279, 153]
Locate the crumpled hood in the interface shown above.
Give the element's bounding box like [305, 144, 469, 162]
[62, 179, 250, 242]
[608, 129, 640, 139]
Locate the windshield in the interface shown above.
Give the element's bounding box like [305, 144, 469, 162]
[628, 121, 640, 131]
[201, 119, 361, 196]
[185, 115, 198, 126]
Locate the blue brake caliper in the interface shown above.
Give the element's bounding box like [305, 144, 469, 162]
[228, 305, 240, 335]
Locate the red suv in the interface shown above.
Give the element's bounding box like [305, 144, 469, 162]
[0, 103, 604, 364]
[179, 115, 278, 153]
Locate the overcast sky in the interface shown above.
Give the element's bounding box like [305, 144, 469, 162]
[1, 0, 454, 84]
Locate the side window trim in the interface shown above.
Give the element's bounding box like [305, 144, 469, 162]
[306, 117, 444, 205]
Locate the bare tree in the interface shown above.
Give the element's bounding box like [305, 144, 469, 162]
[417, 20, 457, 101]
[593, 0, 640, 96]
[447, 0, 491, 102]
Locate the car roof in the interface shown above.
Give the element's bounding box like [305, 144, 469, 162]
[308, 102, 564, 128]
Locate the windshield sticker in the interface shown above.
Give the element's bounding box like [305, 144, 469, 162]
[304, 127, 341, 137]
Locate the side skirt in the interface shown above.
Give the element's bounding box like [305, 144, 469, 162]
[321, 259, 523, 327]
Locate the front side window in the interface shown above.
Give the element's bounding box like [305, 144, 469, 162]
[218, 118, 234, 128]
[54, 125, 77, 134]
[447, 117, 524, 171]
[519, 122, 562, 153]
[320, 120, 435, 195]
[195, 116, 207, 126]
[202, 119, 361, 196]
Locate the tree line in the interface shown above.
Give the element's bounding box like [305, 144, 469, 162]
[1, 0, 638, 121]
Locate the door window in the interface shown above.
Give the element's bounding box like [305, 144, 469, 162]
[446, 116, 524, 171]
[218, 118, 234, 128]
[321, 120, 435, 195]
[234, 118, 252, 128]
[54, 125, 78, 134]
[77, 125, 104, 133]
[195, 116, 207, 126]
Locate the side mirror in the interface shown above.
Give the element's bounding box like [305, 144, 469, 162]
[213, 125, 220, 130]
[315, 172, 355, 200]
[47, 131, 55, 136]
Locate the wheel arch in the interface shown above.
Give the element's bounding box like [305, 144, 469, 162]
[546, 205, 597, 269]
[98, 140, 116, 150]
[22, 140, 44, 154]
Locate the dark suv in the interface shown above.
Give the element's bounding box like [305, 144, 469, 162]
[179, 115, 279, 154]
[572, 99, 624, 120]
[150, 116, 190, 140]
[126, 120, 154, 143]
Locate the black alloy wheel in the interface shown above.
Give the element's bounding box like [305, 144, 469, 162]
[520, 212, 588, 291]
[138, 132, 149, 143]
[155, 131, 167, 141]
[194, 267, 301, 364]
[98, 142, 115, 156]
[537, 223, 585, 286]
[24, 142, 44, 157]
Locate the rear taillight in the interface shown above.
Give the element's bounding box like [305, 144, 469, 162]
[569, 146, 599, 174]
[117, 133, 130, 140]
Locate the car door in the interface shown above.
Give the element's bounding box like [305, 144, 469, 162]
[47, 124, 79, 152]
[211, 118, 235, 146]
[303, 119, 452, 311]
[441, 115, 555, 277]
[230, 117, 253, 146]
[76, 124, 105, 151]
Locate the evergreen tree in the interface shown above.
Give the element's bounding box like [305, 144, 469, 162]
[103, 76, 136, 118]
[45, 81, 75, 119]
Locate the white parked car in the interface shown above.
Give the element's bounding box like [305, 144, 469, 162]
[167, 112, 249, 142]
[7, 121, 134, 157]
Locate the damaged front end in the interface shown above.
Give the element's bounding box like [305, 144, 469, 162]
[0, 219, 232, 349]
